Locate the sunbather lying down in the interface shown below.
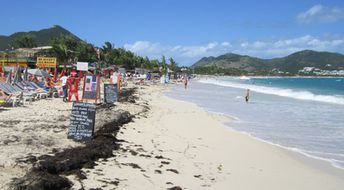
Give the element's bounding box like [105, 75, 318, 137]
[0, 89, 22, 107]
[0, 89, 7, 105]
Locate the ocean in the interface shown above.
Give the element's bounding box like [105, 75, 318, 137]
[165, 76, 344, 169]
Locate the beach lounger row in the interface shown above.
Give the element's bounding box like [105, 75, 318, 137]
[0, 81, 51, 106]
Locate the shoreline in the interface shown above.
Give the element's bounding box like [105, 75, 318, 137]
[222, 116, 344, 177]
[166, 94, 344, 178]
[77, 83, 344, 189]
[230, 127, 344, 173]
[165, 82, 344, 177]
[162, 93, 344, 188]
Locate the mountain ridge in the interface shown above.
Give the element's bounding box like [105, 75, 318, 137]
[191, 50, 344, 74]
[0, 25, 81, 50]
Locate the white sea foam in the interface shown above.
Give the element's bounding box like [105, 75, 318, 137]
[239, 76, 251, 80]
[199, 79, 344, 105]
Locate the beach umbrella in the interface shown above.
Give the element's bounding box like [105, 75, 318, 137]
[59, 70, 64, 78]
[23, 67, 28, 81]
[18, 67, 23, 82]
[28, 69, 49, 77]
[53, 68, 57, 81]
[13, 67, 23, 83]
[6, 70, 12, 84]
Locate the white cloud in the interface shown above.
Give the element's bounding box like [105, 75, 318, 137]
[297, 4, 344, 23]
[124, 35, 344, 66]
[235, 35, 344, 58]
[124, 41, 232, 65]
[221, 42, 231, 46]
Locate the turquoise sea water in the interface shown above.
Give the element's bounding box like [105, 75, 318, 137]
[166, 77, 344, 169]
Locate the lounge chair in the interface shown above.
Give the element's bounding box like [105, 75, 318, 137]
[25, 81, 49, 99]
[8, 83, 35, 104]
[0, 89, 21, 107]
[0, 82, 33, 106]
[33, 81, 58, 98]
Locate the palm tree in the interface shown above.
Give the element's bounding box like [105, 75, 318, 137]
[160, 56, 168, 73]
[50, 35, 78, 69]
[169, 57, 178, 72]
[76, 42, 97, 62]
[102, 42, 114, 53]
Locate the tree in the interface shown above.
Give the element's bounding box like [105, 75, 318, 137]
[143, 56, 153, 69]
[150, 59, 160, 71]
[160, 55, 167, 73]
[169, 57, 178, 72]
[77, 42, 97, 62]
[14, 34, 37, 48]
[50, 35, 79, 69]
[102, 42, 114, 53]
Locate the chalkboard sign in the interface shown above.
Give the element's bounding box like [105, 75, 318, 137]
[68, 102, 96, 141]
[82, 74, 100, 101]
[104, 84, 117, 104]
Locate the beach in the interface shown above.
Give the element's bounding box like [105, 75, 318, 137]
[1, 82, 344, 189]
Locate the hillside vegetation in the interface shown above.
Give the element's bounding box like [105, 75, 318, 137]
[191, 50, 344, 75]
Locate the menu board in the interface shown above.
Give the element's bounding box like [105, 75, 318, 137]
[104, 84, 117, 104]
[82, 74, 100, 100]
[68, 102, 96, 141]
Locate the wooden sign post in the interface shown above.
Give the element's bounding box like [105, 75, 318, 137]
[36, 57, 57, 68]
[104, 83, 117, 104]
[82, 74, 100, 103]
[68, 102, 96, 141]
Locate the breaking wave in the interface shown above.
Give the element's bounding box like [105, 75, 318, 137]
[199, 79, 344, 105]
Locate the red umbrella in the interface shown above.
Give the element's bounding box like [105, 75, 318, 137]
[79, 70, 83, 78]
[59, 70, 64, 78]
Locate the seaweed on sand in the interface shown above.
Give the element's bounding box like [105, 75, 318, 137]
[11, 88, 138, 190]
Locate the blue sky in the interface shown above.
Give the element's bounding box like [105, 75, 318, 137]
[1, 0, 344, 65]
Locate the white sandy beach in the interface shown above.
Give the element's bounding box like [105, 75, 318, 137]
[1, 82, 344, 189]
[76, 84, 344, 189]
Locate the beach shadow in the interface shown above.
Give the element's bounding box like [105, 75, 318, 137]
[0, 108, 10, 112]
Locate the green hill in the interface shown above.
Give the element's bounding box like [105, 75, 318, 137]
[0, 25, 81, 50]
[269, 50, 344, 73]
[191, 50, 344, 75]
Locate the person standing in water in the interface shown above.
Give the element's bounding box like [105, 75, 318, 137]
[245, 89, 250, 103]
[184, 76, 188, 89]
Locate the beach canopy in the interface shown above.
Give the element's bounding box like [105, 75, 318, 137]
[28, 69, 49, 77]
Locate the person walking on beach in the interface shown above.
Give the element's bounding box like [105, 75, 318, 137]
[245, 89, 250, 103]
[60, 73, 69, 102]
[184, 76, 188, 89]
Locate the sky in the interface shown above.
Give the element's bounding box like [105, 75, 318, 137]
[1, 0, 344, 66]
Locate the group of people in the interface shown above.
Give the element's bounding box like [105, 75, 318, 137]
[59, 71, 84, 102]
